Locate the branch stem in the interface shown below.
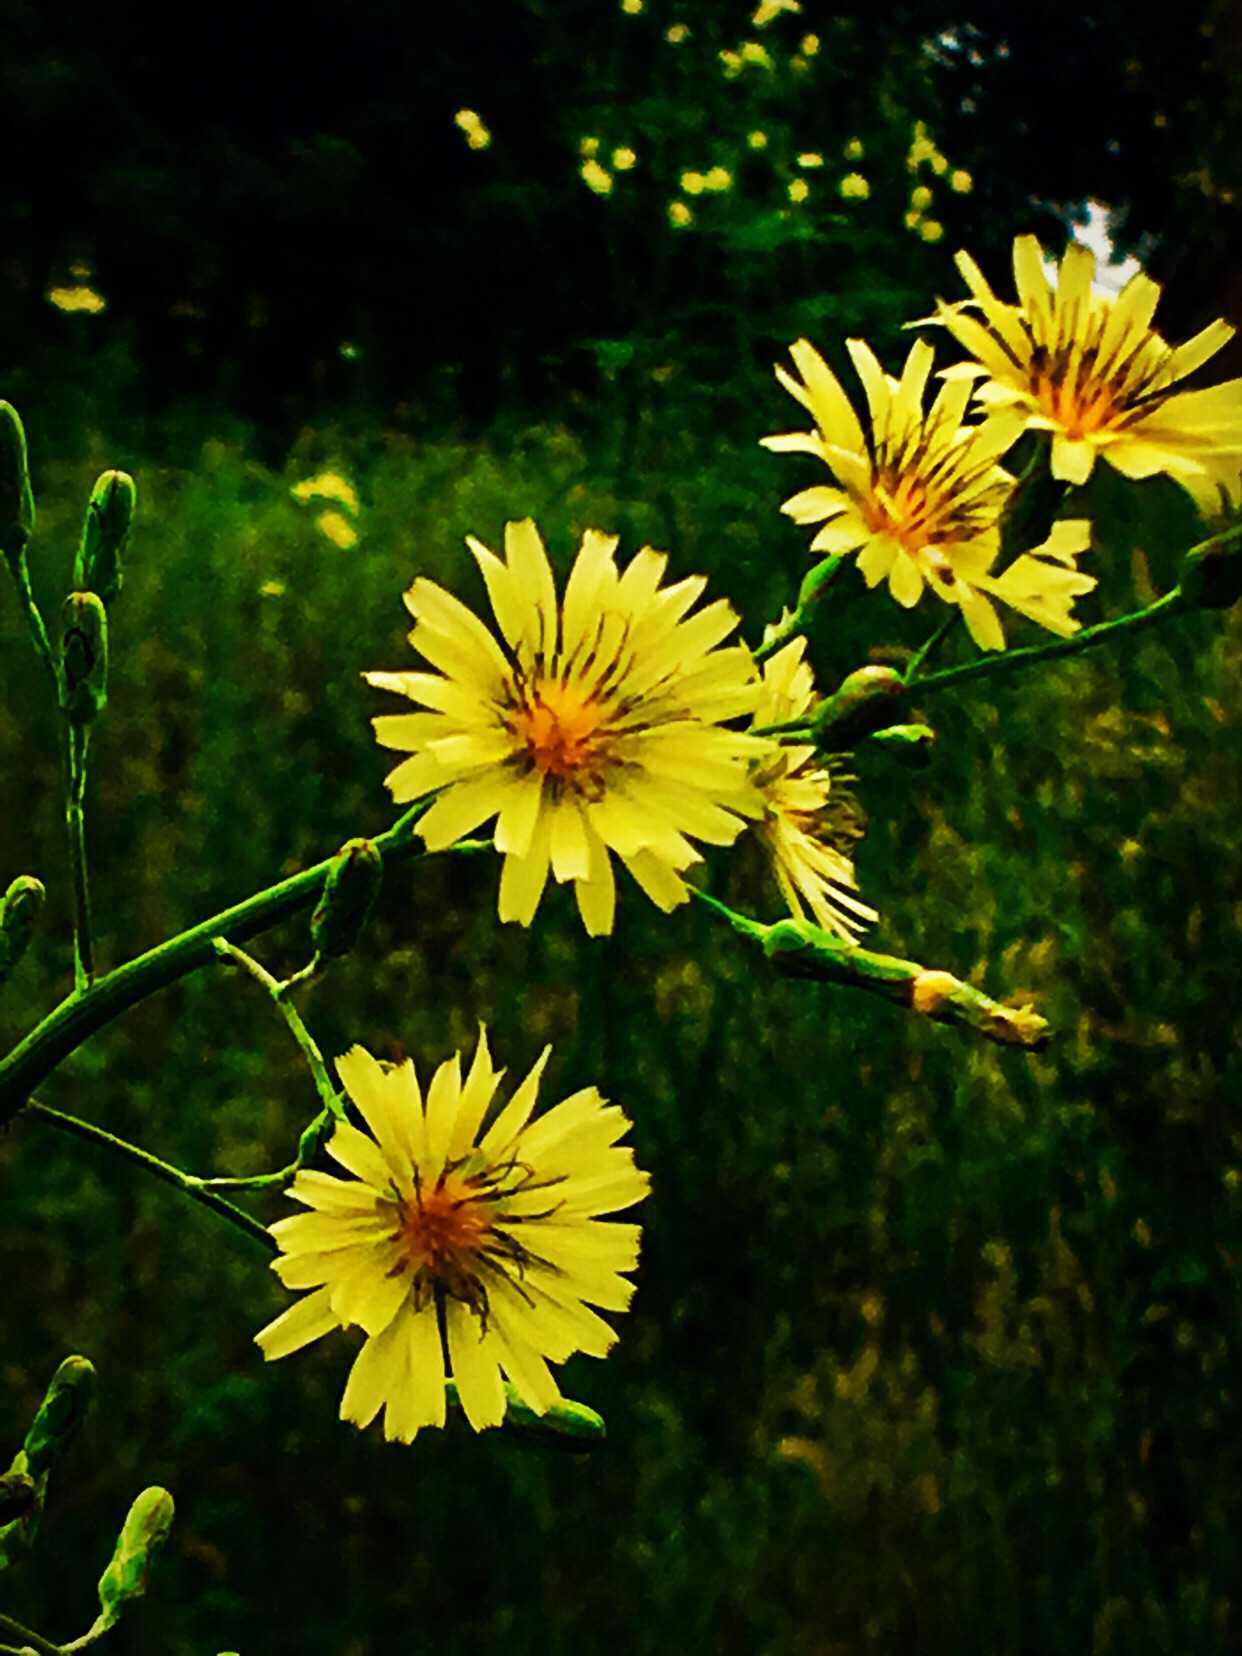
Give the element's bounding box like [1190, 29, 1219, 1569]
[3, 549, 58, 695]
[64, 724, 94, 991]
[20, 1099, 276, 1255]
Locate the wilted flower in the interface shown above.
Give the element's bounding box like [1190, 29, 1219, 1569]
[751, 639, 875, 940]
[367, 520, 765, 933]
[256, 1030, 648, 1443]
[762, 336, 1096, 649]
[936, 234, 1242, 501]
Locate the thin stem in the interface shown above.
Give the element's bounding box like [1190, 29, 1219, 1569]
[0, 805, 456, 1124]
[3, 549, 58, 695]
[903, 612, 959, 685]
[0, 1609, 62, 1656]
[64, 724, 94, 991]
[211, 938, 342, 1120]
[752, 555, 847, 666]
[910, 588, 1188, 700]
[20, 1099, 276, 1255]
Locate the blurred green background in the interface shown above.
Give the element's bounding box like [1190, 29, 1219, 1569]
[3, 3, 1242, 1652]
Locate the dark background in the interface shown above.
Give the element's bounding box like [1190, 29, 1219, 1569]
[2, 3, 1242, 1653]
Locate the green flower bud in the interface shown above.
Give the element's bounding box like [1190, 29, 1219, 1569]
[444, 1380, 606, 1447]
[73, 470, 136, 604]
[860, 722, 936, 767]
[0, 402, 35, 562]
[0, 1472, 36, 1525]
[60, 592, 109, 724]
[795, 552, 845, 611]
[809, 665, 906, 749]
[0, 876, 45, 985]
[310, 838, 383, 961]
[95, 1486, 175, 1632]
[1179, 540, 1242, 611]
[22, 1355, 96, 1480]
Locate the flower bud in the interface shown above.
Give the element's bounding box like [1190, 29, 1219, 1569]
[1179, 540, 1242, 611]
[860, 722, 936, 768]
[0, 1471, 36, 1525]
[809, 665, 906, 748]
[60, 592, 109, 724]
[0, 401, 35, 562]
[74, 470, 136, 604]
[0, 875, 45, 985]
[95, 1486, 175, 1632]
[310, 838, 383, 961]
[22, 1355, 96, 1480]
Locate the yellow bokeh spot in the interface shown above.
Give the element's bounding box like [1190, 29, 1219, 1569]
[665, 22, 690, 42]
[581, 160, 614, 196]
[703, 166, 733, 192]
[453, 109, 491, 151]
[612, 146, 637, 171]
[291, 471, 361, 513]
[800, 32, 820, 54]
[748, 129, 769, 150]
[950, 168, 974, 193]
[260, 579, 286, 597]
[668, 200, 694, 228]
[740, 41, 773, 67]
[843, 137, 864, 160]
[580, 135, 600, 158]
[904, 209, 923, 230]
[930, 153, 948, 175]
[47, 285, 107, 315]
[920, 219, 945, 242]
[797, 152, 823, 169]
[910, 184, 933, 210]
[839, 172, 870, 200]
[621, 0, 643, 13]
[719, 48, 742, 76]
[681, 170, 706, 196]
[752, 0, 800, 24]
[788, 178, 810, 204]
[316, 510, 358, 549]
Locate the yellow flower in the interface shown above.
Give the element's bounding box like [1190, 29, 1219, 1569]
[938, 234, 1242, 496]
[843, 138, 864, 161]
[909, 185, 933, 211]
[797, 152, 824, 169]
[581, 160, 613, 195]
[668, 200, 694, 228]
[752, 0, 800, 23]
[665, 22, 690, 42]
[255, 1029, 649, 1443]
[291, 470, 360, 513]
[47, 284, 106, 314]
[453, 109, 491, 151]
[703, 166, 733, 193]
[748, 130, 769, 151]
[681, 170, 706, 196]
[751, 639, 876, 941]
[761, 337, 1097, 649]
[315, 509, 358, 549]
[580, 136, 600, 158]
[788, 178, 810, 204]
[800, 32, 820, 54]
[919, 219, 944, 243]
[839, 173, 870, 200]
[949, 168, 973, 194]
[366, 520, 765, 934]
[612, 146, 637, 171]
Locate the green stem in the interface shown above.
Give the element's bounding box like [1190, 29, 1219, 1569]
[909, 587, 1188, 699]
[690, 889, 1050, 1048]
[752, 555, 847, 665]
[65, 724, 94, 991]
[3, 549, 58, 696]
[0, 807, 478, 1125]
[902, 612, 959, 685]
[19, 1099, 276, 1255]
[211, 938, 342, 1120]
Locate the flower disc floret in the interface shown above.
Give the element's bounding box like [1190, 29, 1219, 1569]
[367, 519, 767, 934]
[936, 233, 1242, 500]
[762, 335, 1097, 650]
[255, 1027, 650, 1443]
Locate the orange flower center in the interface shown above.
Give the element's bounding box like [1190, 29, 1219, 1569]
[1031, 357, 1119, 440]
[865, 473, 935, 555]
[513, 680, 607, 778]
[399, 1175, 491, 1277]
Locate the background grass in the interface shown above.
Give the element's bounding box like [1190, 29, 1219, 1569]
[2, 390, 1240, 1654]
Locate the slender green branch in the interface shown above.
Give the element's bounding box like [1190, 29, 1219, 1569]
[908, 587, 1187, 699]
[0, 1608, 61, 1656]
[0, 810, 491, 1125]
[65, 724, 94, 991]
[691, 889, 1050, 1048]
[3, 549, 58, 695]
[211, 938, 342, 1119]
[902, 612, 959, 685]
[19, 1099, 276, 1255]
[752, 554, 847, 665]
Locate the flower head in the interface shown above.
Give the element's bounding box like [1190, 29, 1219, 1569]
[750, 638, 875, 940]
[367, 520, 765, 934]
[762, 336, 1096, 649]
[255, 1028, 649, 1443]
[937, 234, 1242, 498]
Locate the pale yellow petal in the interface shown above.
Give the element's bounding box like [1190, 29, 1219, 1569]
[479, 1045, 552, 1157]
[497, 809, 553, 926]
[417, 775, 507, 850]
[446, 1302, 507, 1431]
[255, 1285, 338, 1361]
